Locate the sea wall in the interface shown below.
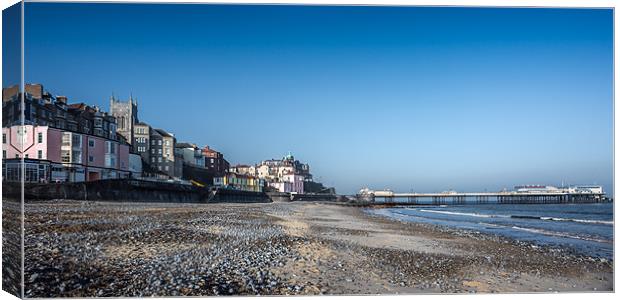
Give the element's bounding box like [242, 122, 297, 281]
[291, 193, 339, 202]
[208, 188, 271, 203]
[4, 179, 207, 203]
[3, 180, 341, 204]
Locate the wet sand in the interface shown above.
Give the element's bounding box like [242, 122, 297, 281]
[17, 200, 613, 297]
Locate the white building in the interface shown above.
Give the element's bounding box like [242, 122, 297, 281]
[515, 185, 560, 193]
[256, 164, 272, 180]
[571, 185, 604, 194]
[269, 173, 304, 194]
[175, 142, 205, 167]
[515, 184, 603, 195]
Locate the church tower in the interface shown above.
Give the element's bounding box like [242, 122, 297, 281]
[109, 94, 139, 145]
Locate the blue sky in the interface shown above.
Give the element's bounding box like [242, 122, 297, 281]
[18, 4, 613, 194]
[2, 2, 20, 88]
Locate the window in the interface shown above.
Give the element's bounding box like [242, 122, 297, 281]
[2, 133, 6, 144]
[37, 132, 43, 143]
[61, 132, 71, 146]
[37, 150, 42, 159]
[25, 154, 29, 159]
[165, 166, 169, 171]
[72, 134, 82, 147]
[15, 154, 19, 158]
[158, 157, 162, 163]
[151, 157, 155, 163]
[152, 140, 156, 145]
[158, 140, 162, 146]
[2, 150, 5, 159]
[89, 139, 94, 147]
[151, 149, 155, 154]
[158, 149, 162, 154]
[89, 155, 94, 163]
[71, 150, 81, 163]
[105, 156, 116, 168]
[165, 140, 170, 146]
[107, 142, 116, 154]
[61, 150, 70, 162]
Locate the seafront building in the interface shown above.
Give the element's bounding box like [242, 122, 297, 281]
[229, 164, 256, 176]
[2, 84, 131, 182]
[226, 153, 319, 194]
[175, 142, 205, 167]
[149, 128, 178, 178]
[213, 172, 265, 192]
[1, 84, 324, 191]
[268, 172, 305, 194]
[202, 145, 229, 176]
[2, 124, 131, 182]
[255, 153, 312, 182]
[133, 121, 152, 163]
[253, 153, 312, 193]
[1, 83, 239, 185]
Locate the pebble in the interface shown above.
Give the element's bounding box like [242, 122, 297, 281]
[14, 200, 613, 297]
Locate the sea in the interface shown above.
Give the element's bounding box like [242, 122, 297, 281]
[367, 202, 614, 259]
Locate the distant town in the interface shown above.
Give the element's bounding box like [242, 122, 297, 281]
[1, 83, 333, 195]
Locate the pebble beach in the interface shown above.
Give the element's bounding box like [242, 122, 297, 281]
[9, 200, 614, 297]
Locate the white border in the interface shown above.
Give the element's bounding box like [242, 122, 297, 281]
[0, 1, 617, 300]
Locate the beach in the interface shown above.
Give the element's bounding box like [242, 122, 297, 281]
[15, 200, 614, 297]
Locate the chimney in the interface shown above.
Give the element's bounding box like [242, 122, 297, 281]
[25, 84, 43, 99]
[56, 96, 68, 105]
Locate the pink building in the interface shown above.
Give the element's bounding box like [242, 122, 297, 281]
[2, 125, 130, 183]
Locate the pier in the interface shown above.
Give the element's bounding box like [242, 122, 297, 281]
[361, 191, 608, 205]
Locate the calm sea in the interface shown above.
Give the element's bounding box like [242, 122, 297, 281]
[367, 203, 614, 259]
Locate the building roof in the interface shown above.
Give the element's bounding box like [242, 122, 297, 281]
[67, 103, 86, 110]
[154, 128, 173, 137]
[202, 145, 220, 153]
[226, 172, 259, 179]
[175, 142, 196, 149]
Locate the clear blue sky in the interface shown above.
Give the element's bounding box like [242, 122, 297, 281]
[19, 3, 613, 194]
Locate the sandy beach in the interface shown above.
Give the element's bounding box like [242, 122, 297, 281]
[12, 200, 614, 297]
